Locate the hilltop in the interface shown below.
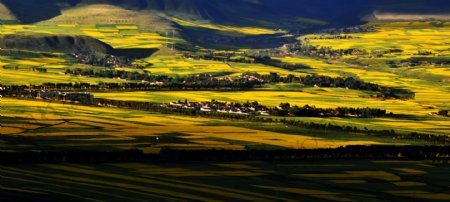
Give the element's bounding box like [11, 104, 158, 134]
[39, 4, 173, 32]
[0, 2, 15, 20]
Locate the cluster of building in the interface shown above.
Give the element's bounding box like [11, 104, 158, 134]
[71, 53, 131, 68]
[239, 74, 266, 82]
[166, 100, 270, 116]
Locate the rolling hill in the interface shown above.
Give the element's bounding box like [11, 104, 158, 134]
[2, 0, 450, 26]
[0, 34, 114, 54]
[0, 2, 15, 20]
[39, 4, 173, 32]
[1, 0, 450, 49]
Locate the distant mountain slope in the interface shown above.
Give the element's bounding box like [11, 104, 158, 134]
[371, 12, 450, 21]
[0, 3, 14, 20]
[40, 4, 172, 32]
[1, 0, 450, 49]
[2, 0, 450, 25]
[0, 0, 71, 23]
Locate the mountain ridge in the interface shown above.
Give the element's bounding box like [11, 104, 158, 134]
[2, 0, 450, 25]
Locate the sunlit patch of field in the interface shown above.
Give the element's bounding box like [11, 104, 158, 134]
[144, 55, 302, 76]
[0, 24, 171, 49]
[302, 21, 450, 59]
[0, 60, 8, 66]
[1, 56, 66, 67]
[0, 55, 124, 85]
[392, 181, 427, 187]
[256, 185, 354, 201]
[276, 56, 450, 117]
[171, 17, 284, 35]
[1, 98, 385, 152]
[393, 168, 427, 175]
[276, 56, 425, 88]
[1, 160, 448, 201]
[145, 56, 234, 75]
[0, 67, 119, 85]
[0, 127, 25, 135]
[413, 89, 450, 110]
[427, 66, 450, 77]
[385, 190, 450, 200]
[275, 57, 343, 77]
[296, 22, 450, 112]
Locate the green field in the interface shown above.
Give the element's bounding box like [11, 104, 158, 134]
[1, 160, 449, 201]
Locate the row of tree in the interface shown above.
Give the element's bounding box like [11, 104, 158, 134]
[2, 75, 264, 91]
[439, 110, 450, 117]
[167, 100, 388, 118]
[1, 145, 449, 164]
[244, 72, 415, 99]
[272, 103, 388, 118]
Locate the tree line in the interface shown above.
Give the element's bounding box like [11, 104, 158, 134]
[65, 68, 264, 89]
[271, 103, 388, 118]
[167, 100, 388, 118]
[2, 76, 264, 92]
[244, 72, 415, 99]
[1, 145, 449, 164]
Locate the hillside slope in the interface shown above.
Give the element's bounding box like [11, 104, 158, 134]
[2, 0, 450, 25]
[0, 2, 15, 20]
[40, 4, 173, 32]
[0, 34, 114, 54]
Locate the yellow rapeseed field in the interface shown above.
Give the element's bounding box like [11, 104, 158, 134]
[1, 98, 382, 152]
